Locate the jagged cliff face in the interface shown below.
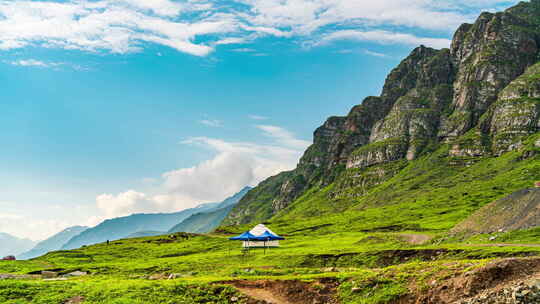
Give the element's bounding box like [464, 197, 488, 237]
[484, 63, 540, 155]
[441, 10, 539, 139]
[223, 1, 540, 226]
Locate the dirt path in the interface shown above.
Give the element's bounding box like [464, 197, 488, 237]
[235, 287, 292, 304]
[225, 279, 339, 304]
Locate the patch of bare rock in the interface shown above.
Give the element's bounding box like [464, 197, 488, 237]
[402, 258, 540, 304]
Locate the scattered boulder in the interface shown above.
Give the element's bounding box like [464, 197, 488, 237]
[63, 271, 88, 277]
[322, 267, 338, 272]
[414, 258, 540, 303]
[455, 279, 540, 304]
[148, 273, 168, 280]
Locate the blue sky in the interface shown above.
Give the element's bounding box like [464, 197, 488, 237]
[0, 0, 521, 240]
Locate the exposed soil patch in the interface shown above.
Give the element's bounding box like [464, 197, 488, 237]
[64, 296, 84, 304]
[0, 273, 39, 280]
[451, 188, 540, 235]
[143, 233, 197, 244]
[225, 278, 339, 304]
[401, 257, 540, 304]
[359, 225, 431, 233]
[400, 234, 432, 245]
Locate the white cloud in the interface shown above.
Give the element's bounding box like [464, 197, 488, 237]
[237, 0, 465, 35]
[214, 37, 248, 45]
[256, 125, 311, 149]
[317, 30, 452, 49]
[94, 125, 310, 219]
[96, 190, 157, 218]
[0, 213, 23, 220]
[0, 0, 517, 56]
[248, 114, 268, 120]
[363, 49, 388, 58]
[233, 48, 257, 53]
[0, 0, 234, 56]
[7, 59, 62, 68]
[5, 58, 89, 70]
[199, 119, 223, 127]
[118, 0, 183, 17]
[0, 213, 76, 241]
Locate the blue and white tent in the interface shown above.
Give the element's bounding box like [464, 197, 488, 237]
[229, 224, 285, 248]
[247, 224, 284, 248]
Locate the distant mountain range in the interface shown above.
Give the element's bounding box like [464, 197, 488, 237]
[18, 226, 88, 260]
[9, 187, 251, 258]
[61, 204, 217, 250]
[168, 186, 251, 234]
[0, 232, 35, 258]
[61, 187, 251, 250]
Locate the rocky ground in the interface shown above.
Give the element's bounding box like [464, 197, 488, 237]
[454, 278, 540, 304]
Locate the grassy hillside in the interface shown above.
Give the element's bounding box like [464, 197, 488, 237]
[169, 206, 235, 234]
[0, 224, 538, 303]
[219, 135, 540, 238]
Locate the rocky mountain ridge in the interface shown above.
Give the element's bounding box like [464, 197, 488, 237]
[223, 0, 540, 226]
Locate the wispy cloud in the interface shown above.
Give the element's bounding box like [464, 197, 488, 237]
[232, 48, 257, 53]
[333, 49, 389, 58]
[363, 49, 388, 58]
[0, 0, 518, 56]
[256, 125, 311, 150]
[214, 37, 248, 46]
[5, 58, 90, 71]
[7, 59, 62, 68]
[248, 114, 268, 120]
[316, 30, 451, 49]
[199, 119, 223, 127]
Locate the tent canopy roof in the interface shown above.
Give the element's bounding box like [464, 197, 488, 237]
[249, 224, 276, 236]
[259, 230, 285, 240]
[229, 231, 263, 241]
[229, 224, 285, 241]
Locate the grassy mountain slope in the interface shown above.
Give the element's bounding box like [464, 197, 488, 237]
[223, 0, 540, 231]
[168, 187, 251, 234]
[168, 205, 235, 234]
